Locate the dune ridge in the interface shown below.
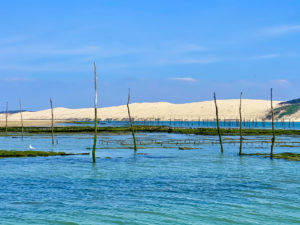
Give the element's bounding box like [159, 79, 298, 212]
[0, 99, 287, 126]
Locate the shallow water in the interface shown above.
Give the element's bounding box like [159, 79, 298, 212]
[0, 133, 300, 224]
[60, 120, 300, 130]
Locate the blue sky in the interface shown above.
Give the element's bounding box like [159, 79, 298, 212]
[0, 0, 300, 110]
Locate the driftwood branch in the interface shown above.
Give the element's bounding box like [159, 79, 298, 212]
[19, 99, 24, 140]
[92, 62, 98, 163]
[270, 88, 275, 159]
[5, 102, 8, 133]
[50, 98, 54, 145]
[239, 92, 243, 155]
[214, 92, 223, 153]
[127, 88, 137, 152]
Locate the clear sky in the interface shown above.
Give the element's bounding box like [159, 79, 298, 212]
[1, 0, 300, 110]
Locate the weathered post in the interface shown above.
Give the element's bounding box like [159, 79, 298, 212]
[5, 102, 8, 133]
[270, 88, 275, 159]
[127, 88, 137, 152]
[239, 92, 243, 155]
[92, 62, 98, 163]
[19, 99, 24, 140]
[214, 92, 223, 153]
[50, 98, 54, 145]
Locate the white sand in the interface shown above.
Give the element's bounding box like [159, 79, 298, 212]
[0, 99, 286, 126]
[0, 120, 58, 127]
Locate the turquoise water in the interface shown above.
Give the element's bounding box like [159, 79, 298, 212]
[60, 120, 300, 130]
[0, 133, 300, 224]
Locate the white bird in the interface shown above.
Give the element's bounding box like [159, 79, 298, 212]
[29, 144, 35, 150]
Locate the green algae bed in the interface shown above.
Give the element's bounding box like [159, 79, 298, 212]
[0, 150, 89, 158]
[242, 152, 300, 161]
[179, 147, 197, 150]
[1, 125, 300, 136]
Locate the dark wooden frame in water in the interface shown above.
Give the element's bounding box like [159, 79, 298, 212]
[92, 62, 98, 163]
[3, 126, 300, 136]
[213, 92, 224, 153]
[270, 88, 275, 159]
[127, 88, 137, 152]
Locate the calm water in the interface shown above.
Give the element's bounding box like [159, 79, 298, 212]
[60, 120, 300, 130]
[0, 132, 300, 224]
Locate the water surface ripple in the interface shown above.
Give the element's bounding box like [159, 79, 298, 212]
[0, 133, 299, 224]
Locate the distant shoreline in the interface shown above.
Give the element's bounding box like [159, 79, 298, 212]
[0, 99, 291, 122]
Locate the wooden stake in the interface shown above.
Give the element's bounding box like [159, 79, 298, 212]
[127, 88, 137, 152]
[270, 88, 275, 159]
[5, 102, 8, 133]
[239, 92, 243, 155]
[92, 62, 98, 163]
[214, 92, 223, 153]
[50, 98, 54, 145]
[19, 99, 24, 140]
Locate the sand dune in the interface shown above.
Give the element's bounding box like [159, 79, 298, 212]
[0, 99, 285, 126]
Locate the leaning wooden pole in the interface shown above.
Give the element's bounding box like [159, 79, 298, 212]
[50, 98, 54, 145]
[5, 102, 8, 133]
[239, 92, 243, 155]
[214, 92, 223, 153]
[127, 88, 137, 152]
[92, 62, 98, 163]
[270, 88, 275, 159]
[19, 99, 24, 140]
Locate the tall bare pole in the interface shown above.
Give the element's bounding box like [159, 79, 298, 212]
[239, 92, 243, 155]
[5, 102, 8, 133]
[127, 88, 137, 152]
[19, 99, 24, 140]
[50, 98, 54, 145]
[270, 88, 275, 159]
[92, 62, 98, 163]
[214, 92, 223, 153]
